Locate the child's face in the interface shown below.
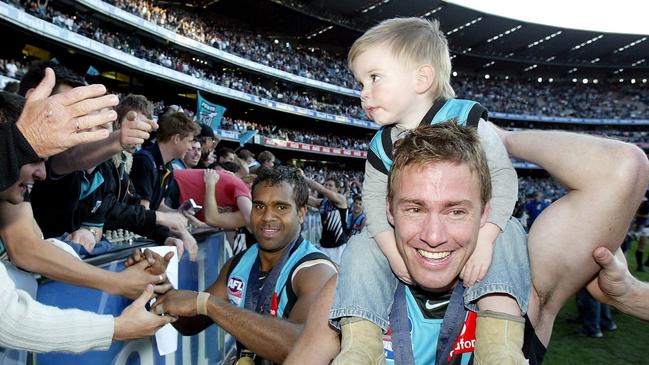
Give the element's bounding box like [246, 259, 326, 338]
[352, 45, 421, 126]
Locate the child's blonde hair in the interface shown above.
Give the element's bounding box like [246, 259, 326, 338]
[348, 17, 455, 99]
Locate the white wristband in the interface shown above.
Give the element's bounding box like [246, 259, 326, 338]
[197, 292, 210, 316]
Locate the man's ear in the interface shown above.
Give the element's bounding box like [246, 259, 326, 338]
[25, 88, 36, 98]
[387, 198, 396, 226]
[172, 134, 181, 144]
[297, 206, 307, 224]
[415, 64, 435, 94]
[479, 201, 491, 228]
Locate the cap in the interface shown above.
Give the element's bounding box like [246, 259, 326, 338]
[198, 124, 215, 139]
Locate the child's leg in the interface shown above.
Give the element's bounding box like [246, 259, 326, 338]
[465, 217, 531, 364]
[329, 228, 397, 364]
[329, 228, 397, 330]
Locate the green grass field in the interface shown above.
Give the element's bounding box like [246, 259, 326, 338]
[544, 239, 649, 365]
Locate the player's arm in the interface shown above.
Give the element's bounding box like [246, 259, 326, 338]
[495, 126, 649, 343]
[159, 261, 335, 363]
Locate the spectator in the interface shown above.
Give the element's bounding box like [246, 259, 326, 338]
[256, 150, 276, 170]
[130, 111, 199, 210]
[302, 173, 349, 265]
[215, 146, 236, 164]
[345, 194, 365, 236]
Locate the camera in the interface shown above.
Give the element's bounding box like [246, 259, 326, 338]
[181, 198, 202, 213]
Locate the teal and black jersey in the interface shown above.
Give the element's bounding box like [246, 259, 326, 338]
[383, 286, 476, 365]
[384, 285, 547, 364]
[367, 98, 488, 175]
[226, 237, 332, 318]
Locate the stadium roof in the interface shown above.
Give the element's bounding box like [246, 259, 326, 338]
[192, 0, 649, 81]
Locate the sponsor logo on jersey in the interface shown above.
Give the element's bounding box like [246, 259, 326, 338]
[448, 311, 477, 361]
[227, 277, 245, 305]
[425, 299, 450, 311]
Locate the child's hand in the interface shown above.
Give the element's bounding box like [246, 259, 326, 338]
[460, 240, 493, 287]
[387, 254, 413, 284]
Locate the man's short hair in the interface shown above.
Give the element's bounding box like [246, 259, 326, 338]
[157, 112, 200, 142]
[115, 94, 153, 125]
[0, 91, 25, 125]
[216, 147, 236, 160]
[348, 17, 455, 100]
[252, 166, 308, 208]
[238, 149, 254, 160]
[19, 61, 86, 96]
[3, 81, 19, 93]
[353, 194, 363, 203]
[325, 176, 340, 187]
[257, 150, 275, 164]
[217, 161, 242, 174]
[388, 121, 491, 207]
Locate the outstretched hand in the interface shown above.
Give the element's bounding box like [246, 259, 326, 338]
[119, 111, 158, 152]
[113, 284, 176, 341]
[17, 67, 119, 157]
[124, 248, 173, 275]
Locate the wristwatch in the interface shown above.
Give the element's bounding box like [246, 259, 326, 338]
[85, 227, 99, 242]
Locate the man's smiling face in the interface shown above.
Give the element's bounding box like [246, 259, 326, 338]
[388, 162, 489, 292]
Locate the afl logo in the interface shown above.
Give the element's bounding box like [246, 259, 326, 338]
[227, 277, 245, 298]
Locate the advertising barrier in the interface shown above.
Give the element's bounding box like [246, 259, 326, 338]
[35, 232, 235, 365]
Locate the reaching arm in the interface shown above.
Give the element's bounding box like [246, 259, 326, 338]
[15, 68, 117, 159]
[49, 111, 157, 176]
[0, 262, 115, 353]
[0, 202, 169, 300]
[306, 195, 322, 208]
[587, 247, 649, 321]
[203, 170, 249, 230]
[302, 174, 347, 208]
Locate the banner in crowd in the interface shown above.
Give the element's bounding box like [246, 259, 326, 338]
[197, 91, 227, 129]
[238, 130, 257, 147]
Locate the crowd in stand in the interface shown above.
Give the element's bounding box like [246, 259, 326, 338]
[270, 0, 362, 31]
[105, 0, 356, 88]
[454, 76, 649, 120]
[2, 58, 647, 154]
[220, 117, 370, 151]
[6, 0, 649, 123]
[12, 0, 365, 118]
[0, 59, 27, 79]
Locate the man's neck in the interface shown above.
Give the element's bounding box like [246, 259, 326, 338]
[258, 233, 300, 272]
[157, 142, 175, 165]
[417, 278, 458, 295]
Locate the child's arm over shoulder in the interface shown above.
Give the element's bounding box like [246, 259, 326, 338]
[363, 160, 412, 283]
[461, 121, 518, 286]
[477, 120, 518, 231]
